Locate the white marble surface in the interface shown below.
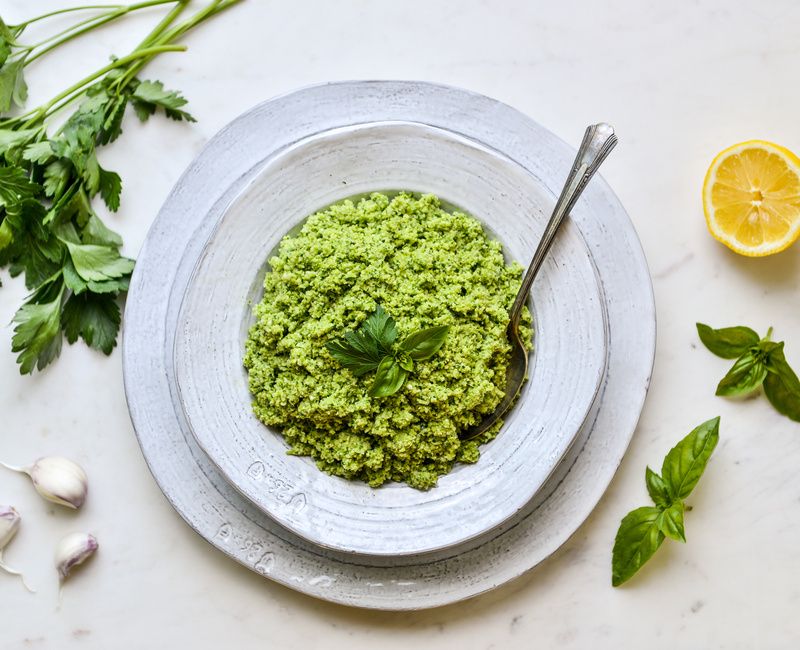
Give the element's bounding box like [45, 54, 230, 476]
[1, 0, 799, 647]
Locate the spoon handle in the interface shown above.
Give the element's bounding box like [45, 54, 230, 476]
[509, 123, 618, 328]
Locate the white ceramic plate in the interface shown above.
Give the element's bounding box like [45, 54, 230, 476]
[123, 81, 655, 609]
[173, 120, 607, 556]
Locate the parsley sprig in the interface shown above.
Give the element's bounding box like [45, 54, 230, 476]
[326, 305, 450, 397]
[697, 323, 800, 421]
[0, 1, 240, 373]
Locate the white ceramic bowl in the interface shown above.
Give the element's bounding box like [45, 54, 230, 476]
[173, 120, 607, 556]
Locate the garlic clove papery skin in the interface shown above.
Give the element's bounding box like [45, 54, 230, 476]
[28, 457, 88, 509]
[0, 506, 21, 550]
[55, 532, 98, 582]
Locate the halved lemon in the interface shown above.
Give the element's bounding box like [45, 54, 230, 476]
[703, 140, 800, 256]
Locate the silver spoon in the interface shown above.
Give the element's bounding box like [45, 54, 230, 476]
[459, 123, 618, 441]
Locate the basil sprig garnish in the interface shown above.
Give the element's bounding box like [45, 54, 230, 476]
[612, 417, 720, 587]
[326, 305, 449, 398]
[697, 323, 800, 421]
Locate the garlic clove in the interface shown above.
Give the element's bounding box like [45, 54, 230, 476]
[2, 457, 88, 509]
[0, 506, 21, 550]
[0, 506, 34, 592]
[30, 457, 88, 509]
[55, 532, 98, 583]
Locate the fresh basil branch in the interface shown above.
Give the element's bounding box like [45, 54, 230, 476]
[0, 0, 241, 373]
[326, 305, 450, 397]
[611, 416, 719, 587]
[697, 323, 800, 421]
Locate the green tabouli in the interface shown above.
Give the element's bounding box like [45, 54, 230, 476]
[244, 192, 531, 489]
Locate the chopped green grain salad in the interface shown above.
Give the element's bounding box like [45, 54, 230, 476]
[244, 192, 531, 489]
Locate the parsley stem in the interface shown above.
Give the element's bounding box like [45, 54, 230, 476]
[12, 1, 177, 28]
[23, 0, 181, 67]
[113, 0, 241, 91]
[18, 44, 187, 129]
[24, 14, 124, 65]
[154, 0, 241, 44]
[13, 5, 126, 27]
[50, 43, 186, 106]
[136, 0, 190, 49]
[111, 0, 190, 92]
[3, 0, 239, 129]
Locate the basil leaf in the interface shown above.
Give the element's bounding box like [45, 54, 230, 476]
[715, 353, 767, 397]
[755, 339, 783, 361]
[326, 306, 399, 376]
[397, 354, 414, 372]
[612, 418, 721, 587]
[369, 356, 409, 398]
[325, 336, 382, 376]
[661, 416, 719, 501]
[645, 467, 671, 508]
[343, 329, 382, 362]
[329, 309, 447, 390]
[399, 325, 450, 360]
[696, 323, 760, 359]
[362, 304, 397, 356]
[611, 506, 665, 587]
[763, 343, 800, 422]
[656, 500, 686, 543]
